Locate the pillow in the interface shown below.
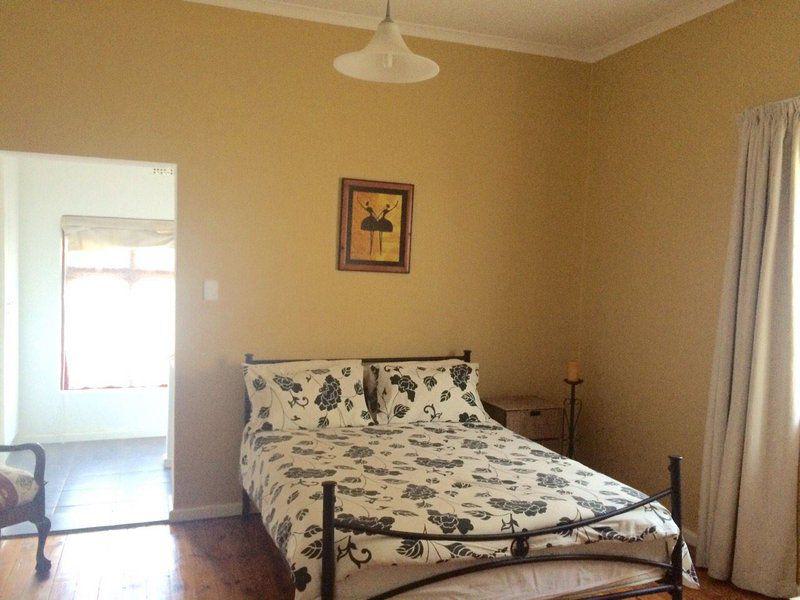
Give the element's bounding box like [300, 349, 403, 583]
[243, 359, 373, 431]
[373, 361, 489, 424]
[363, 359, 462, 418]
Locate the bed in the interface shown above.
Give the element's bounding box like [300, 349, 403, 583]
[240, 351, 698, 600]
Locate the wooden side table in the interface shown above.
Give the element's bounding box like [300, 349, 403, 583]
[483, 395, 565, 454]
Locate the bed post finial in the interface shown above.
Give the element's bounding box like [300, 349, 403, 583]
[669, 455, 683, 599]
[321, 481, 336, 600]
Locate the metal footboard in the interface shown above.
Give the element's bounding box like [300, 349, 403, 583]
[320, 456, 685, 600]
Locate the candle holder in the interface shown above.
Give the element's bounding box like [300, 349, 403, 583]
[563, 378, 583, 459]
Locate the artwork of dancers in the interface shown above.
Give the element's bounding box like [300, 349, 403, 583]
[338, 178, 414, 273]
[358, 198, 399, 255]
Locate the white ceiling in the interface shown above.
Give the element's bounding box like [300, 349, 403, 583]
[188, 0, 733, 62]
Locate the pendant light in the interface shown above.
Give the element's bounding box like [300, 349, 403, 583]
[333, 1, 439, 84]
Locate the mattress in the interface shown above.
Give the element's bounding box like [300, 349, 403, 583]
[240, 421, 698, 599]
[341, 539, 671, 599]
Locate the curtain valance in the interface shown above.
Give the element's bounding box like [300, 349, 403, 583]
[61, 215, 175, 250]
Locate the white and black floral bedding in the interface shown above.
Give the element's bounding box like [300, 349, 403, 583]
[241, 421, 698, 599]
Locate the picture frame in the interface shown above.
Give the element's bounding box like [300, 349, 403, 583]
[337, 178, 414, 273]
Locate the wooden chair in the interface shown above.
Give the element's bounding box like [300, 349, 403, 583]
[0, 443, 51, 573]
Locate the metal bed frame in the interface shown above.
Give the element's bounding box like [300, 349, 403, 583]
[242, 350, 684, 600]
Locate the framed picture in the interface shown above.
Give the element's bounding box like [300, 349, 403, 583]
[338, 178, 413, 273]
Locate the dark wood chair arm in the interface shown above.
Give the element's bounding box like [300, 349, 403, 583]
[0, 444, 46, 485]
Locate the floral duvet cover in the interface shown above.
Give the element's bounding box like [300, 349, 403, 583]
[240, 421, 698, 599]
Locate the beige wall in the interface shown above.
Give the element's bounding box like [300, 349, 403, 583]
[580, 0, 800, 530]
[0, 1, 589, 511]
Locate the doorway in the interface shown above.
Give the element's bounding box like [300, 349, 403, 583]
[0, 152, 176, 534]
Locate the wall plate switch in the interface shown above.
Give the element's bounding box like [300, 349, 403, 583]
[203, 280, 219, 301]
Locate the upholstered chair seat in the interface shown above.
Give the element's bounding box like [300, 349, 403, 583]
[0, 444, 51, 573]
[0, 465, 40, 510]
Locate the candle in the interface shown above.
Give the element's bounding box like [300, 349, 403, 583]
[566, 360, 581, 382]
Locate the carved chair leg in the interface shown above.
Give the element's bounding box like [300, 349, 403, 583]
[34, 517, 51, 573]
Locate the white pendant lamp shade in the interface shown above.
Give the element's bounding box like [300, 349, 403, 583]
[333, 3, 439, 84]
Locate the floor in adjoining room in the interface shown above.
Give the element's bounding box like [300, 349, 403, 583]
[0, 517, 773, 600]
[1, 437, 171, 536]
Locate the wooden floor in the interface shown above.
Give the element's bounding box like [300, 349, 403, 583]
[0, 517, 772, 599]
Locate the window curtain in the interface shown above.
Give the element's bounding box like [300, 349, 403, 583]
[61, 215, 175, 390]
[697, 97, 800, 598]
[61, 215, 175, 250]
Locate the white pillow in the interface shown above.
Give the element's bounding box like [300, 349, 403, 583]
[243, 359, 372, 431]
[363, 359, 462, 418]
[373, 361, 489, 424]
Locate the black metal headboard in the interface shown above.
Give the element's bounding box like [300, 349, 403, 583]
[242, 350, 472, 424]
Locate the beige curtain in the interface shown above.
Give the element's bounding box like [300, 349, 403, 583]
[61, 215, 175, 250]
[697, 97, 800, 598]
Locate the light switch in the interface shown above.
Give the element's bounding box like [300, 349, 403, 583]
[203, 280, 219, 301]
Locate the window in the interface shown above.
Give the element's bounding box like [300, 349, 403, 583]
[61, 216, 175, 390]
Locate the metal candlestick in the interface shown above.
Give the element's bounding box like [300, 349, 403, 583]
[564, 378, 583, 459]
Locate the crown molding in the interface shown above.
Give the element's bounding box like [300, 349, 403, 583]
[185, 0, 587, 61]
[583, 0, 735, 63]
[185, 0, 734, 64]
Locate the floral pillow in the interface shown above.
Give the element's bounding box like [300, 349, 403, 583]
[373, 361, 489, 424]
[243, 359, 373, 431]
[363, 359, 462, 419]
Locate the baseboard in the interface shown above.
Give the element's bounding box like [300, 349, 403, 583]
[683, 527, 698, 547]
[169, 502, 242, 522]
[13, 431, 167, 444]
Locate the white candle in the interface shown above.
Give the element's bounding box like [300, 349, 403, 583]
[566, 360, 581, 382]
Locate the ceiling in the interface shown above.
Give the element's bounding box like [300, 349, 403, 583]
[188, 0, 733, 62]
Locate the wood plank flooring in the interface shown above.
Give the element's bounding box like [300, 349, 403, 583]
[0, 517, 773, 599]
